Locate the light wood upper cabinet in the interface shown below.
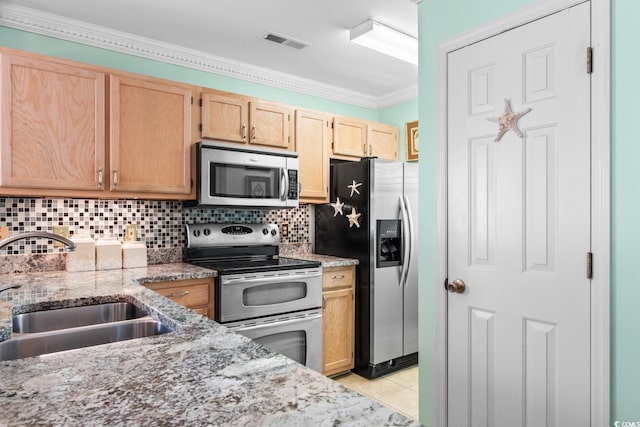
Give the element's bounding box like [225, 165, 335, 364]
[294, 109, 330, 203]
[322, 265, 355, 377]
[332, 116, 367, 159]
[0, 52, 106, 191]
[200, 89, 291, 149]
[249, 100, 292, 149]
[331, 116, 400, 161]
[367, 122, 399, 160]
[109, 74, 195, 195]
[201, 90, 248, 143]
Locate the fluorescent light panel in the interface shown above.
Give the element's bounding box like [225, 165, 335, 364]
[350, 19, 418, 65]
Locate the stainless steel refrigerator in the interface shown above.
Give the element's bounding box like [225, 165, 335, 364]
[315, 158, 418, 378]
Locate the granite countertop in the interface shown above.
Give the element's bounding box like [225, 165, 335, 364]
[289, 253, 359, 268]
[0, 263, 417, 426]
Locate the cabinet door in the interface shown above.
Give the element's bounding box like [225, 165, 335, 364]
[0, 53, 106, 190]
[332, 116, 366, 159]
[367, 122, 399, 160]
[249, 100, 291, 149]
[201, 91, 249, 143]
[109, 74, 194, 195]
[322, 287, 355, 376]
[295, 110, 330, 203]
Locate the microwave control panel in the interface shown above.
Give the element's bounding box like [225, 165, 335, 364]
[288, 170, 299, 200]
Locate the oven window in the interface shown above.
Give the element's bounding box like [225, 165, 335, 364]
[210, 163, 278, 199]
[243, 282, 308, 306]
[254, 331, 306, 366]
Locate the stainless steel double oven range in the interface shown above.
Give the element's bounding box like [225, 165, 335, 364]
[184, 223, 323, 372]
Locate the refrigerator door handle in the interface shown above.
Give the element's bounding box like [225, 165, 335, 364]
[402, 195, 414, 287]
[399, 196, 411, 287]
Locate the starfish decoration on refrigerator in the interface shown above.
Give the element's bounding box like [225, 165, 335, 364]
[330, 197, 344, 216]
[346, 207, 361, 228]
[487, 99, 532, 142]
[348, 180, 362, 197]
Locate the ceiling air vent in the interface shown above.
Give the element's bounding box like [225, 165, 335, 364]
[262, 32, 310, 50]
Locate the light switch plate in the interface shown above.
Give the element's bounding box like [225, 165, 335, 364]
[0, 226, 8, 240]
[52, 225, 69, 247]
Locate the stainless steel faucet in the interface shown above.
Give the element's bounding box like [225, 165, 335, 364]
[0, 231, 76, 252]
[0, 231, 77, 294]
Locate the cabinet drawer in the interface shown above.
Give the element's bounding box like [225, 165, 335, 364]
[322, 266, 355, 291]
[144, 278, 212, 308]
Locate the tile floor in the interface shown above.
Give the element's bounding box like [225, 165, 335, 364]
[334, 365, 419, 421]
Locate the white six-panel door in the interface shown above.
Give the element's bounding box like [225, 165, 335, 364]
[447, 3, 591, 426]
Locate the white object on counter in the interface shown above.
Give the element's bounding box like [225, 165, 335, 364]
[95, 235, 122, 270]
[65, 229, 96, 272]
[122, 241, 147, 269]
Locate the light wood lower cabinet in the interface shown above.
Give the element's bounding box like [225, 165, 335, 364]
[144, 277, 214, 319]
[322, 265, 355, 376]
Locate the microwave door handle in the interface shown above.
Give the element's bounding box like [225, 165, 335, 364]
[280, 168, 289, 201]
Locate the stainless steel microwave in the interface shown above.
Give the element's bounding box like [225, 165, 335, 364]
[192, 140, 299, 208]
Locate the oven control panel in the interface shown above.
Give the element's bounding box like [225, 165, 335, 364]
[186, 223, 280, 248]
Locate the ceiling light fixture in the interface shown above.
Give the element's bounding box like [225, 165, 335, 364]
[350, 19, 418, 66]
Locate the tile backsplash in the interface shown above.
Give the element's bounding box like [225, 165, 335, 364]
[0, 197, 311, 257]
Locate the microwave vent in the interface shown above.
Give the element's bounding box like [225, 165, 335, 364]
[262, 32, 310, 50]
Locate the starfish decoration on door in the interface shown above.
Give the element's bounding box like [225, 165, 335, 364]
[330, 197, 344, 216]
[346, 207, 361, 228]
[487, 99, 532, 142]
[348, 180, 362, 197]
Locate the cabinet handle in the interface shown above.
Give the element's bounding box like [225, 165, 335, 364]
[331, 274, 345, 280]
[252, 125, 256, 142]
[242, 123, 247, 141]
[113, 170, 118, 188]
[167, 290, 190, 298]
[97, 167, 103, 189]
[322, 295, 326, 310]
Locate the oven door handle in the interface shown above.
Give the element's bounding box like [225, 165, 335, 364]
[222, 270, 322, 285]
[232, 312, 323, 334]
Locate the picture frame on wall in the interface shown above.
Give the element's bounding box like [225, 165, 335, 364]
[406, 120, 419, 161]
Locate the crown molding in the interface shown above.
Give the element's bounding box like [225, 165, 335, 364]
[0, 4, 417, 109]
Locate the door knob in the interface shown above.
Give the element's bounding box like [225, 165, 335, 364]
[446, 279, 465, 294]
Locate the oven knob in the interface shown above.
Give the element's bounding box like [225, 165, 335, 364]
[193, 229, 201, 237]
[271, 229, 277, 236]
[203, 228, 211, 236]
[262, 228, 269, 235]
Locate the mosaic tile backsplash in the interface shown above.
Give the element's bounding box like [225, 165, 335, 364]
[0, 197, 311, 256]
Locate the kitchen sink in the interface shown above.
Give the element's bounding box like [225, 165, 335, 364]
[0, 318, 172, 361]
[12, 302, 148, 333]
[0, 298, 176, 361]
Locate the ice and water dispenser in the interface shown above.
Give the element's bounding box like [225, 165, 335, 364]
[376, 220, 403, 268]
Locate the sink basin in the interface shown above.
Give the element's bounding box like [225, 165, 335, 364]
[12, 302, 147, 333]
[0, 297, 176, 361]
[0, 317, 173, 361]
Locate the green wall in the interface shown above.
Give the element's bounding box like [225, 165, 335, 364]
[611, 0, 640, 422]
[418, 1, 639, 425]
